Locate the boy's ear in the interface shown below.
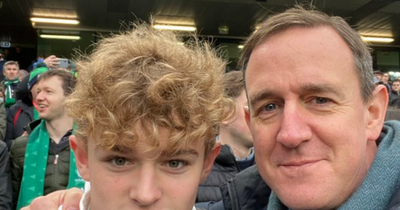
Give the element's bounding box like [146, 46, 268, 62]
[200, 142, 221, 183]
[70, 135, 90, 181]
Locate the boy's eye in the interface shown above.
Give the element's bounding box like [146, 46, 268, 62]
[112, 157, 127, 166]
[167, 160, 185, 169]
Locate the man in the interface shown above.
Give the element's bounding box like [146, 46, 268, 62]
[234, 6, 393, 210]
[390, 79, 400, 101]
[2, 61, 20, 108]
[374, 70, 383, 81]
[4, 66, 48, 150]
[196, 70, 255, 206]
[382, 72, 392, 93]
[22, 24, 234, 210]
[10, 70, 84, 209]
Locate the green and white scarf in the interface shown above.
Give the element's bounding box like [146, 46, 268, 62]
[4, 79, 19, 107]
[17, 120, 85, 209]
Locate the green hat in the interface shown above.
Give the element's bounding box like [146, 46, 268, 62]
[28, 67, 49, 90]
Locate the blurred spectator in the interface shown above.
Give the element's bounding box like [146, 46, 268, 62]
[0, 141, 12, 210]
[385, 106, 400, 121]
[374, 70, 383, 81]
[10, 70, 80, 209]
[382, 72, 392, 93]
[18, 70, 28, 82]
[4, 67, 48, 150]
[196, 70, 255, 208]
[26, 55, 45, 72]
[2, 61, 20, 109]
[390, 79, 400, 101]
[0, 50, 7, 82]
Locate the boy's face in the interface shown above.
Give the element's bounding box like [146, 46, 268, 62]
[71, 126, 219, 210]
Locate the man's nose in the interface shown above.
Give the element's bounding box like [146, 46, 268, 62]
[276, 102, 313, 148]
[130, 165, 162, 207]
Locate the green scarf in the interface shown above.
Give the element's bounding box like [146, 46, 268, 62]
[17, 120, 85, 209]
[4, 79, 19, 107]
[267, 120, 400, 210]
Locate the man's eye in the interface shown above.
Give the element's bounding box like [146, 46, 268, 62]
[314, 97, 330, 104]
[111, 157, 127, 166]
[167, 160, 186, 169]
[264, 103, 277, 111]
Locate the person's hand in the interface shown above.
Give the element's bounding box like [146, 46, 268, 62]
[20, 188, 83, 210]
[43, 55, 60, 69]
[20, 131, 28, 137]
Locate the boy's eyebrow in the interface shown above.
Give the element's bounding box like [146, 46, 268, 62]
[160, 148, 199, 157]
[110, 145, 132, 154]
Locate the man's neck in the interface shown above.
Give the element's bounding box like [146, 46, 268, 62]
[45, 115, 73, 144]
[219, 131, 252, 159]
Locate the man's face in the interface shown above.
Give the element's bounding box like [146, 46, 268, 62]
[374, 73, 382, 80]
[35, 76, 67, 121]
[393, 81, 400, 92]
[225, 90, 253, 148]
[71, 126, 218, 210]
[3, 64, 19, 80]
[382, 73, 390, 83]
[245, 27, 379, 209]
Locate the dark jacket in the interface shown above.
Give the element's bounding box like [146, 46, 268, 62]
[0, 141, 12, 210]
[10, 120, 72, 209]
[196, 145, 255, 209]
[220, 165, 271, 210]
[4, 99, 33, 150]
[196, 145, 241, 203]
[0, 102, 7, 142]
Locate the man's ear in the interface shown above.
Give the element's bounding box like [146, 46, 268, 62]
[200, 142, 221, 183]
[70, 135, 90, 181]
[366, 85, 389, 141]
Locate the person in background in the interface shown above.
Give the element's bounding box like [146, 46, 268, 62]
[18, 70, 28, 82]
[382, 72, 392, 93]
[390, 79, 400, 100]
[2, 61, 20, 109]
[10, 70, 82, 209]
[196, 70, 255, 208]
[4, 67, 49, 150]
[0, 140, 12, 210]
[374, 70, 383, 81]
[0, 50, 7, 82]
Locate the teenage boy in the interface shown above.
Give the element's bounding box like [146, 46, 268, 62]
[23, 24, 233, 210]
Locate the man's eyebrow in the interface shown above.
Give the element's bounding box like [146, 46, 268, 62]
[160, 148, 199, 158]
[249, 83, 344, 108]
[249, 90, 277, 109]
[298, 83, 344, 98]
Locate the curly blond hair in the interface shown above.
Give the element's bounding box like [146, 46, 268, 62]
[67, 24, 234, 154]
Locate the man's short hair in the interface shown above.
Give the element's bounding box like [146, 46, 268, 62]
[223, 70, 245, 99]
[37, 69, 76, 96]
[66, 24, 234, 154]
[240, 6, 374, 103]
[4, 61, 19, 69]
[374, 70, 383, 76]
